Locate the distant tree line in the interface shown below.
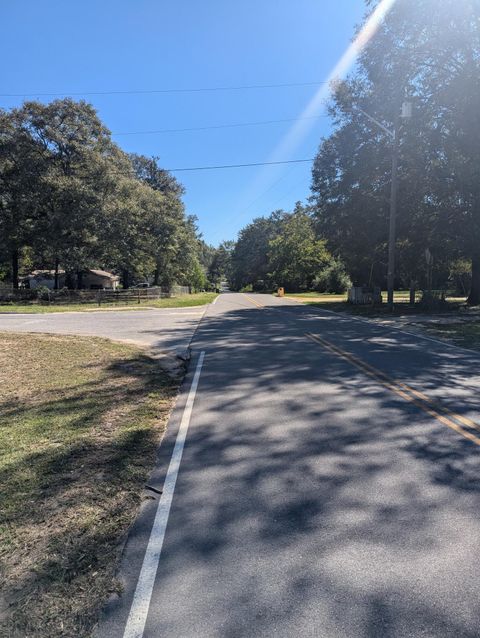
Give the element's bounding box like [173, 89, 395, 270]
[227, 203, 351, 293]
[225, 0, 480, 302]
[0, 99, 211, 290]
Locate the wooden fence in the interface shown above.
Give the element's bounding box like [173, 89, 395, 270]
[0, 285, 190, 305]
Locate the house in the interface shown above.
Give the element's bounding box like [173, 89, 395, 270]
[82, 269, 120, 290]
[23, 270, 66, 290]
[23, 268, 119, 290]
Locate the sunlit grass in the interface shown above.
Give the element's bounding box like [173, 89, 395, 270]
[0, 292, 218, 314]
[285, 290, 467, 305]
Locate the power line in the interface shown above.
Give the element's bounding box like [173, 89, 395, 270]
[0, 80, 329, 98]
[72, 157, 315, 179]
[208, 163, 303, 242]
[112, 114, 329, 136]
[167, 158, 314, 172]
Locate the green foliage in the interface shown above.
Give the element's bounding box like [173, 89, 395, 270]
[268, 204, 331, 291]
[311, 0, 480, 302]
[188, 258, 207, 292]
[0, 100, 205, 292]
[229, 211, 285, 290]
[35, 285, 52, 301]
[228, 204, 332, 293]
[313, 260, 352, 294]
[449, 258, 472, 296]
[207, 241, 234, 286]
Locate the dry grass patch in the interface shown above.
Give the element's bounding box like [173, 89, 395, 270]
[0, 332, 178, 637]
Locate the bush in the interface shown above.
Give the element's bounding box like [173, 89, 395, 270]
[313, 260, 352, 294]
[35, 285, 52, 301]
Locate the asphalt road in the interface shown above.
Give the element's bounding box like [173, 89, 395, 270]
[0, 306, 205, 356]
[96, 293, 480, 638]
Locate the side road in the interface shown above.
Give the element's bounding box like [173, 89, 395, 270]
[96, 292, 480, 638]
[0, 306, 207, 357]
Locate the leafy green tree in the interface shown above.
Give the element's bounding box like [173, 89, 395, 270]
[16, 99, 120, 288]
[197, 240, 216, 272]
[313, 259, 352, 293]
[99, 175, 160, 287]
[229, 213, 284, 290]
[188, 258, 208, 292]
[0, 109, 46, 287]
[268, 204, 331, 291]
[312, 0, 480, 300]
[207, 241, 234, 287]
[0, 101, 208, 294]
[130, 154, 200, 288]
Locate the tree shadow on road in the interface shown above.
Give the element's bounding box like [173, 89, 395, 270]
[134, 302, 480, 637]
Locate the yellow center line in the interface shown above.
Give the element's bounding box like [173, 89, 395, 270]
[305, 332, 480, 447]
[242, 293, 265, 308]
[319, 338, 480, 434]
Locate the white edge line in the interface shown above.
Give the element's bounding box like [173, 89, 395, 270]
[123, 351, 206, 638]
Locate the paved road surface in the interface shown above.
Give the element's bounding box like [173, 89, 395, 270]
[0, 307, 206, 356]
[97, 293, 480, 637]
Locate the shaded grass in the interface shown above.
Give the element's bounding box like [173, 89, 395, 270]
[0, 333, 178, 637]
[0, 292, 218, 314]
[285, 291, 466, 316]
[424, 322, 480, 351]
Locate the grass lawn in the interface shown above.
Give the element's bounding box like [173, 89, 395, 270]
[285, 292, 347, 303]
[424, 322, 480, 351]
[0, 292, 218, 314]
[285, 291, 466, 316]
[0, 333, 178, 637]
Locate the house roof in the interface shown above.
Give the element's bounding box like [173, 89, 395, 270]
[24, 268, 119, 281]
[27, 270, 66, 278]
[88, 269, 120, 280]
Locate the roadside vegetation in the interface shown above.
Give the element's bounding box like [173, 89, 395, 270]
[0, 100, 222, 295]
[222, 1, 480, 310]
[0, 332, 177, 637]
[0, 292, 218, 314]
[286, 290, 467, 316]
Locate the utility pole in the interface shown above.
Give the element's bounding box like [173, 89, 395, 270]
[353, 101, 411, 310]
[387, 114, 399, 309]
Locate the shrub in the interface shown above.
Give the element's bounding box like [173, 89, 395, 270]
[313, 260, 352, 294]
[35, 285, 52, 301]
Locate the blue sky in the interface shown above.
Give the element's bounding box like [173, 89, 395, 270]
[0, 0, 366, 246]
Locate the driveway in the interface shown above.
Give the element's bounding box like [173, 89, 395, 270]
[0, 307, 207, 357]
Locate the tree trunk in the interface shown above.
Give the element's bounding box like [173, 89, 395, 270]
[11, 250, 19, 289]
[467, 254, 480, 305]
[122, 269, 130, 289]
[54, 257, 60, 290]
[409, 280, 416, 305]
[153, 265, 160, 286]
[77, 271, 84, 290]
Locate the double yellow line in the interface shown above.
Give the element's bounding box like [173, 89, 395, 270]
[306, 332, 480, 447]
[242, 293, 265, 309]
[242, 294, 480, 445]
